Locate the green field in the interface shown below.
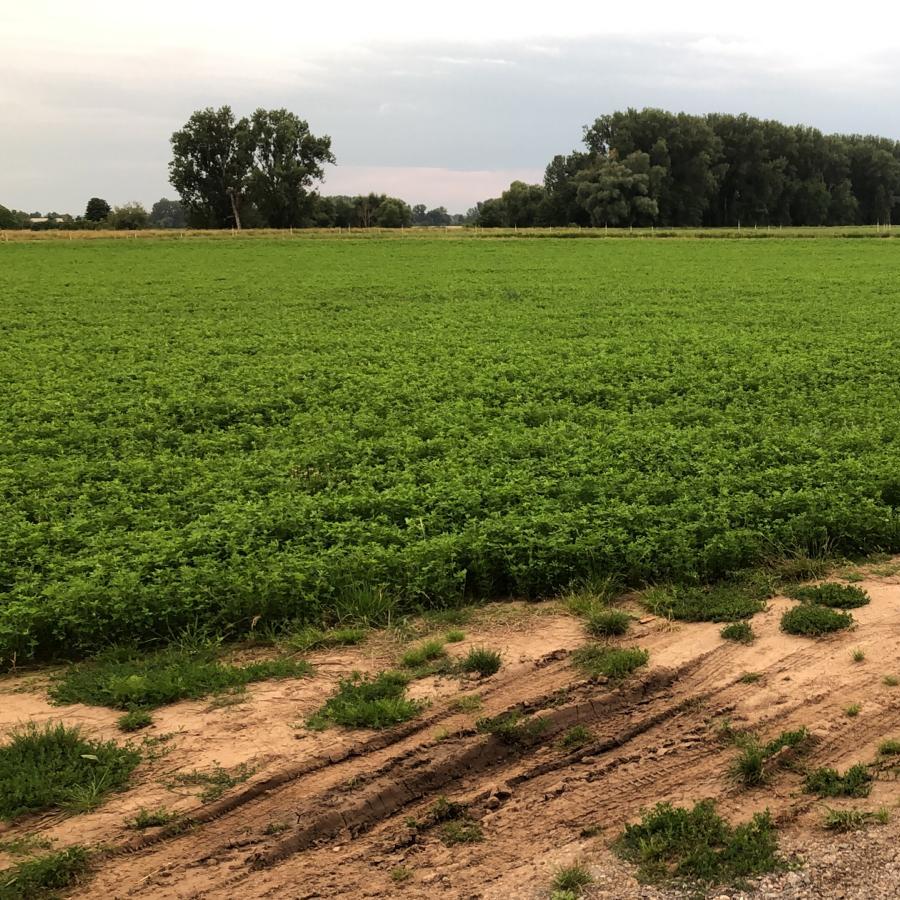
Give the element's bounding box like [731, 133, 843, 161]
[2, 237, 899, 660]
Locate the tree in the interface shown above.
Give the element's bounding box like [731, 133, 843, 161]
[149, 198, 186, 229]
[107, 202, 149, 230]
[85, 198, 111, 222]
[500, 181, 546, 227]
[0, 205, 26, 229]
[411, 204, 428, 225]
[169, 106, 253, 229]
[474, 198, 507, 227]
[574, 152, 658, 226]
[246, 109, 335, 228]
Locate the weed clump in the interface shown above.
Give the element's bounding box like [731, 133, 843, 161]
[50, 645, 311, 710]
[780, 605, 853, 637]
[738, 672, 762, 684]
[586, 609, 631, 637]
[789, 583, 870, 609]
[445, 629, 466, 643]
[400, 639, 447, 669]
[428, 795, 484, 846]
[450, 693, 482, 713]
[730, 728, 811, 788]
[804, 764, 872, 798]
[572, 645, 649, 680]
[476, 711, 548, 748]
[551, 863, 593, 895]
[127, 807, 177, 829]
[170, 763, 252, 803]
[822, 807, 888, 831]
[281, 626, 367, 652]
[720, 622, 754, 644]
[0, 723, 140, 821]
[641, 579, 768, 623]
[559, 725, 593, 751]
[307, 671, 423, 730]
[460, 647, 502, 677]
[878, 739, 900, 756]
[614, 800, 782, 885]
[0, 846, 90, 900]
[117, 710, 153, 733]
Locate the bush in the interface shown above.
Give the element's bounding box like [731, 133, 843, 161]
[306, 671, 423, 729]
[459, 647, 502, 677]
[614, 800, 782, 885]
[720, 621, 754, 644]
[789, 583, 870, 609]
[781, 605, 853, 636]
[0, 847, 90, 900]
[572, 645, 649, 680]
[586, 609, 631, 637]
[0, 723, 139, 821]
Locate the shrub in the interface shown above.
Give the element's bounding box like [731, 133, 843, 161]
[780, 605, 853, 636]
[586, 609, 631, 637]
[50, 646, 311, 710]
[0, 847, 90, 900]
[804, 764, 872, 798]
[614, 800, 781, 885]
[0, 723, 140, 821]
[572, 645, 649, 680]
[789, 583, 870, 609]
[720, 622, 754, 644]
[460, 647, 502, 677]
[307, 671, 423, 730]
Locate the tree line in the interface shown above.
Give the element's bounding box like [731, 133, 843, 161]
[4, 106, 899, 230]
[474, 108, 900, 228]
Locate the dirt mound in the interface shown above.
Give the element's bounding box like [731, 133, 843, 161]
[3, 562, 900, 899]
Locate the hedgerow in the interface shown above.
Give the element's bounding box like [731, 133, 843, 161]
[2, 238, 900, 660]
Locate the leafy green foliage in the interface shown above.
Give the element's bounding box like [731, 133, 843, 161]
[571, 645, 649, 680]
[614, 800, 782, 885]
[127, 806, 177, 829]
[804, 764, 872, 798]
[642, 579, 769, 622]
[0, 723, 139, 821]
[444, 629, 465, 643]
[279, 626, 366, 652]
[475, 711, 548, 748]
[822, 807, 888, 831]
[730, 728, 811, 788]
[50, 646, 311, 710]
[559, 725, 593, 751]
[781, 605, 854, 636]
[170, 763, 252, 802]
[459, 647, 502, 677]
[400, 639, 446, 669]
[878, 739, 900, 756]
[720, 622, 754, 644]
[307, 671, 423, 730]
[117, 710, 153, 732]
[585, 609, 631, 637]
[4, 239, 900, 661]
[789, 583, 870, 609]
[0, 847, 90, 900]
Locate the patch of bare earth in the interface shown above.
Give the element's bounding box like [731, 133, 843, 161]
[2, 562, 900, 899]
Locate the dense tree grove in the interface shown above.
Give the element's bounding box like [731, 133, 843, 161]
[475, 108, 900, 227]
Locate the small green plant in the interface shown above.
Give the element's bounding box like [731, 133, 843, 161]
[738, 672, 762, 684]
[851, 648, 866, 663]
[585, 609, 630, 637]
[117, 710, 153, 732]
[0, 723, 140, 821]
[559, 725, 593, 751]
[845, 703, 861, 717]
[789, 583, 870, 609]
[400, 639, 446, 669]
[720, 621, 754, 644]
[450, 693, 483, 713]
[445, 629, 465, 643]
[730, 728, 810, 788]
[171, 763, 252, 802]
[307, 671, 423, 730]
[804, 764, 872, 798]
[822, 807, 889, 831]
[127, 806, 177, 829]
[460, 647, 502, 677]
[884, 675, 900, 687]
[0, 847, 90, 900]
[614, 800, 782, 884]
[551, 863, 593, 895]
[781, 605, 853, 636]
[439, 820, 484, 846]
[476, 712, 548, 748]
[571, 645, 649, 680]
[50, 645, 311, 710]
[280, 625, 367, 652]
[879, 739, 900, 756]
[390, 865, 412, 883]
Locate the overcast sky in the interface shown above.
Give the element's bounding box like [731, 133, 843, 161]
[3, 1, 900, 214]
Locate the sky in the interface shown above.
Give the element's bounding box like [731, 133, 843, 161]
[3, 2, 900, 215]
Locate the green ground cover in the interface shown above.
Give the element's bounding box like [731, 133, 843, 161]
[2, 237, 899, 660]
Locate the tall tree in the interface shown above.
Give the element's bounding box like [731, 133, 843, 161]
[149, 198, 186, 229]
[85, 197, 110, 222]
[246, 109, 335, 228]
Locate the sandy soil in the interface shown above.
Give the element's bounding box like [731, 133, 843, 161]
[2, 561, 900, 899]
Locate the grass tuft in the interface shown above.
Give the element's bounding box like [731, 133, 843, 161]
[0, 847, 90, 900]
[0, 723, 139, 821]
[641, 577, 769, 623]
[306, 671, 423, 730]
[845, 703, 861, 717]
[571, 645, 649, 680]
[117, 710, 153, 733]
[884, 675, 900, 687]
[476, 711, 548, 748]
[127, 806, 177, 829]
[822, 806, 889, 831]
[614, 800, 782, 885]
[720, 621, 755, 644]
[450, 693, 483, 713]
[738, 672, 762, 684]
[780, 605, 853, 637]
[390, 865, 412, 883]
[730, 728, 811, 788]
[459, 647, 502, 677]
[400, 639, 446, 669]
[559, 725, 593, 751]
[585, 609, 631, 637]
[804, 764, 872, 798]
[280, 626, 367, 652]
[551, 863, 593, 895]
[170, 763, 252, 803]
[789, 583, 870, 609]
[444, 629, 466, 643]
[878, 739, 900, 756]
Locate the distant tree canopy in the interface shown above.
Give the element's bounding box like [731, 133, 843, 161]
[169, 106, 334, 229]
[475, 108, 900, 227]
[149, 198, 186, 229]
[85, 197, 111, 222]
[107, 202, 149, 230]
